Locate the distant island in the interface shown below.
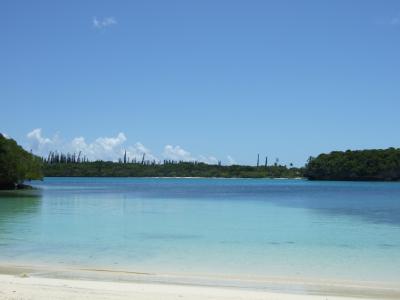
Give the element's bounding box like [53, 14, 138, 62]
[2, 133, 400, 189]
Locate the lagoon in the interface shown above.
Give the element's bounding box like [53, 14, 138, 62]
[0, 178, 400, 292]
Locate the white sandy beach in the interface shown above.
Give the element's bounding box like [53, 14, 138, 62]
[0, 263, 400, 300]
[0, 273, 392, 300]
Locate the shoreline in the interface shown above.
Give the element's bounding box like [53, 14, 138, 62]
[0, 274, 377, 300]
[36, 176, 305, 179]
[0, 263, 399, 299]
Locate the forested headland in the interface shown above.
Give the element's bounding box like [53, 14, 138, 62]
[0, 134, 42, 189]
[305, 148, 400, 181]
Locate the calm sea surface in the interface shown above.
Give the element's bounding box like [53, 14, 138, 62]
[0, 178, 400, 283]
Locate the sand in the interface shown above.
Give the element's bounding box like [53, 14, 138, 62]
[0, 274, 385, 300]
[0, 264, 399, 300]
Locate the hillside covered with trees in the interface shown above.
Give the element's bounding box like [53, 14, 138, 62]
[305, 148, 400, 181]
[0, 134, 43, 189]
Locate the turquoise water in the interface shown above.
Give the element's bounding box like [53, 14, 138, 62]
[0, 178, 400, 284]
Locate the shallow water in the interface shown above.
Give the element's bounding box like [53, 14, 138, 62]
[0, 178, 399, 284]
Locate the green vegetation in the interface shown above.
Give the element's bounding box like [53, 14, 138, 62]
[42, 152, 303, 178]
[305, 148, 400, 181]
[4, 135, 400, 182]
[0, 134, 43, 189]
[43, 161, 303, 178]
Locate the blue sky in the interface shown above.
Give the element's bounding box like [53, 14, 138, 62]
[1, 1, 400, 165]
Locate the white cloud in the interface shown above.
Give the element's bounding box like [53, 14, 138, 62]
[67, 132, 131, 161]
[95, 132, 126, 151]
[25, 129, 224, 164]
[126, 142, 158, 162]
[198, 155, 219, 164]
[1, 132, 9, 139]
[227, 155, 237, 165]
[26, 130, 160, 163]
[163, 145, 220, 164]
[93, 17, 117, 29]
[163, 145, 194, 161]
[27, 128, 56, 153]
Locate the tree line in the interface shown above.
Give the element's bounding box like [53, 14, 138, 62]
[3, 133, 400, 189]
[305, 148, 400, 181]
[0, 134, 43, 189]
[41, 151, 303, 178]
[40, 147, 400, 180]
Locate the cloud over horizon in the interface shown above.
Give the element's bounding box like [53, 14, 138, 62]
[25, 129, 225, 164]
[227, 155, 237, 165]
[163, 145, 194, 161]
[27, 128, 56, 153]
[163, 145, 220, 164]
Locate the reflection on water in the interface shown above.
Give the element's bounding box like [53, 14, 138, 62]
[0, 190, 41, 246]
[0, 189, 41, 220]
